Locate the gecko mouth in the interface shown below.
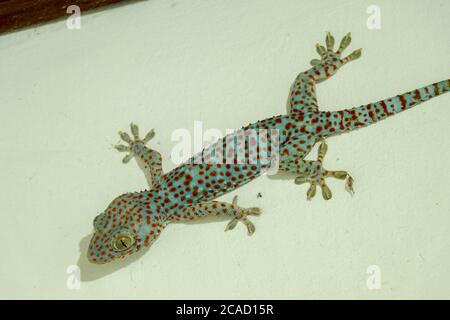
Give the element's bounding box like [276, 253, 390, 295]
[87, 250, 111, 264]
[88, 256, 108, 264]
[87, 251, 129, 264]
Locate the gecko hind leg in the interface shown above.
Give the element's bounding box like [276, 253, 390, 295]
[294, 141, 354, 200]
[287, 32, 362, 113]
[310, 32, 362, 82]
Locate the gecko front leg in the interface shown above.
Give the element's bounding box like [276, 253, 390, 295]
[173, 196, 261, 236]
[115, 123, 163, 188]
[224, 196, 261, 235]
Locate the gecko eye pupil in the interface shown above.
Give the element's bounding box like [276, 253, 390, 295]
[113, 235, 133, 251]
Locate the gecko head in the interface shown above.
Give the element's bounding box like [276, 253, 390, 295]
[87, 192, 161, 264]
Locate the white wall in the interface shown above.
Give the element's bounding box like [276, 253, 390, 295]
[1, 0, 449, 299]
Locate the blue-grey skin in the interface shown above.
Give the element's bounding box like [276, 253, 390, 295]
[88, 32, 450, 264]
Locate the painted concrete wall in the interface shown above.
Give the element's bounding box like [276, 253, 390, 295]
[1, 0, 449, 299]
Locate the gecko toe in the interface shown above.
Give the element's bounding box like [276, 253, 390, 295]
[310, 59, 322, 67]
[342, 48, 362, 64]
[336, 32, 352, 55]
[243, 218, 256, 236]
[114, 144, 130, 152]
[320, 181, 332, 200]
[325, 32, 335, 51]
[306, 183, 317, 201]
[224, 218, 239, 232]
[119, 131, 133, 144]
[345, 175, 355, 196]
[143, 129, 156, 143]
[122, 153, 133, 164]
[130, 122, 140, 140]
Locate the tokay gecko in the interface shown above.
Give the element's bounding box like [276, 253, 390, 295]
[88, 32, 449, 264]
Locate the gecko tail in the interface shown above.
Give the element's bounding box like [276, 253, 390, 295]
[325, 79, 450, 136]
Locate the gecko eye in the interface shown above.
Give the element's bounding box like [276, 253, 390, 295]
[112, 234, 134, 251]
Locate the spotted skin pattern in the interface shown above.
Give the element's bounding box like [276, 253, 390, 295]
[88, 32, 449, 264]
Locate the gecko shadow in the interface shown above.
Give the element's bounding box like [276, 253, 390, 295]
[77, 215, 230, 281]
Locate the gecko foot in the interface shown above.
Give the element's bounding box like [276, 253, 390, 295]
[310, 32, 362, 72]
[114, 123, 155, 163]
[294, 141, 354, 200]
[224, 195, 261, 236]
